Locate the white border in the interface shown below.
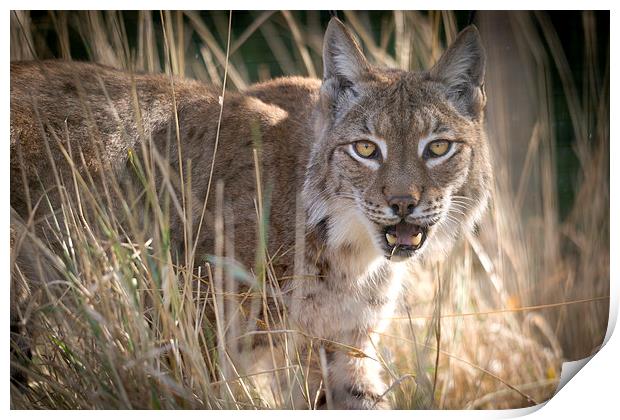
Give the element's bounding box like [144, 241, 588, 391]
[3, 3, 616, 418]
[1, 1, 618, 10]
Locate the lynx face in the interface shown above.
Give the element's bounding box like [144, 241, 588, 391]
[305, 21, 491, 261]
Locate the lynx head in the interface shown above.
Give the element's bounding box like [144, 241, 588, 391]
[304, 18, 492, 262]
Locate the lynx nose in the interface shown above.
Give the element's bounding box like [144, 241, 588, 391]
[388, 195, 418, 217]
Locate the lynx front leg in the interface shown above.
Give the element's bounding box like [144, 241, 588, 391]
[322, 346, 390, 409]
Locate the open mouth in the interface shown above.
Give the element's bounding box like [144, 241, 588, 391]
[383, 221, 428, 258]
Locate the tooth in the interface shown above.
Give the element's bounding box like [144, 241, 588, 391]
[411, 232, 423, 246]
[386, 233, 397, 246]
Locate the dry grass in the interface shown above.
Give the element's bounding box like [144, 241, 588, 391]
[9, 10, 609, 409]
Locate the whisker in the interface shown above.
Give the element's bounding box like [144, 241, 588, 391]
[451, 194, 477, 202]
[448, 208, 467, 217]
[443, 212, 462, 225]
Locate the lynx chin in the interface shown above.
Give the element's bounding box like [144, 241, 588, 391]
[10, 18, 492, 409]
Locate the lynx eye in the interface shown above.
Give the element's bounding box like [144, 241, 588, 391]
[354, 141, 379, 159]
[426, 140, 451, 158]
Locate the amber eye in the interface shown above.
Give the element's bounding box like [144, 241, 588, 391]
[354, 141, 379, 159]
[426, 140, 451, 157]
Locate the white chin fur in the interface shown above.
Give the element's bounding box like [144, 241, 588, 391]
[327, 200, 380, 252]
[420, 223, 461, 264]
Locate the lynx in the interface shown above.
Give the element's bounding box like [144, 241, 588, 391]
[10, 18, 491, 409]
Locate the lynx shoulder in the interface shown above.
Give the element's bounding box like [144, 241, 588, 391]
[10, 18, 491, 409]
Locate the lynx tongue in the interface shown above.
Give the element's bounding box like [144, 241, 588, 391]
[385, 222, 423, 247]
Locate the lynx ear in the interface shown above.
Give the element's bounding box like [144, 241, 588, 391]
[430, 25, 486, 119]
[322, 18, 370, 96]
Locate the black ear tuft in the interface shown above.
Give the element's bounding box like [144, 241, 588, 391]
[322, 17, 370, 83]
[430, 25, 486, 119]
[320, 18, 371, 120]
